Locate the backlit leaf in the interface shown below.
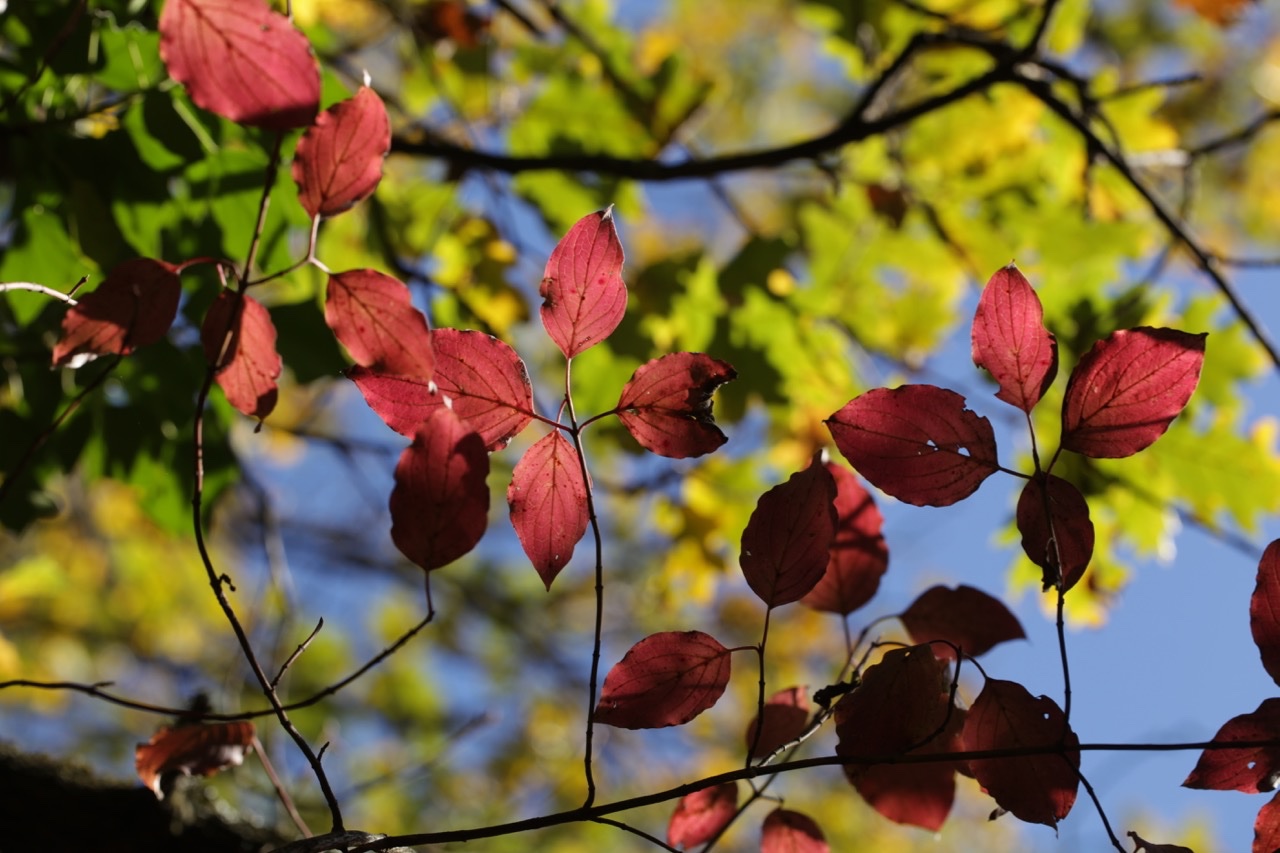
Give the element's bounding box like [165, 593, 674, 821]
[740, 456, 838, 608]
[53, 258, 180, 366]
[326, 269, 434, 379]
[1183, 698, 1280, 792]
[667, 783, 738, 849]
[616, 352, 736, 458]
[1016, 474, 1095, 592]
[540, 208, 627, 359]
[1256, 793, 1280, 853]
[507, 431, 588, 590]
[826, 385, 999, 507]
[1176, 0, 1254, 26]
[761, 809, 828, 853]
[389, 407, 489, 572]
[201, 292, 282, 421]
[801, 463, 888, 615]
[158, 0, 319, 130]
[292, 86, 391, 218]
[835, 646, 963, 831]
[135, 721, 255, 799]
[1251, 540, 1280, 688]
[962, 679, 1079, 827]
[746, 686, 811, 759]
[971, 263, 1058, 413]
[1061, 327, 1206, 459]
[899, 585, 1026, 659]
[594, 630, 731, 729]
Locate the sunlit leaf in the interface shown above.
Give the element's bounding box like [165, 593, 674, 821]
[540, 208, 627, 359]
[507, 431, 588, 590]
[594, 630, 731, 729]
[201, 291, 282, 421]
[761, 809, 828, 853]
[135, 721, 255, 799]
[326, 269, 434, 379]
[616, 352, 736, 458]
[293, 86, 390, 218]
[740, 456, 837, 608]
[971, 263, 1058, 413]
[667, 783, 738, 849]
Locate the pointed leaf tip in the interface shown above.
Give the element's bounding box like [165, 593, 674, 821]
[617, 352, 736, 458]
[507, 431, 589, 590]
[201, 292, 282, 421]
[594, 631, 731, 729]
[971, 264, 1058, 413]
[539, 210, 627, 359]
[740, 457, 838, 608]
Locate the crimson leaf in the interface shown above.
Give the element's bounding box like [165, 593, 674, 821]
[835, 646, 963, 831]
[594, 631, 731, 729]
[667, 783, 738, 849]
[201, 292, 282, 421]
[158, 0, 319, 130]
[616, 352, 736, 458]
[326, 269, 434, 379]
[899, 584, 1026, 659]
[826, 385, 999, 507]
[761, 809, 828, 853]
[971, 263, 1058, 413]
[801, 463, 888, 615]
[135, 721, 255, 799]
[1183, 698, 1280, 792]
[292, 86, 390, 218]
[745, 686, 811, 760]
[53, 258, 181, 366]
[1061, 326, 1206, 458]
[1017, 473, 1095, 592]
[507, 431, 588, 590]
[962, 679, 1079, 828]
[1256, 794, 1280, 853]
[389, 407, 489, 572]
[1252, 540, 1280, 689]
[740, 456, 837, 608]
[540, 208, 627, 359]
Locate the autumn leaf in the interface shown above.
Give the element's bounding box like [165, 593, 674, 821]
[899, 585, 1026, 659]
[540, 208, 627, 359]
[745, 686, 811, 759]
[761, 809, 828, 853]
[293, 86, 391, 218]
[801, 463, 888, 616]
[740, 456, 837, 608]
[53, 258, 181, 367]
[1251, 540, 1280, 688]
[1016, 474, 1095, 592]
[971, 263, 1058, 414]
[616, 352, 736, 458]
[594, 631, 731, 729]
[135, 721, 255, 799]
[667, 783, 738, 848]
[326, 269, 434, 380]
[1184, 698, 1280, 793]
[1255, 794, 1280, 853]
[201, 291, 282, 421]
[1127, 829, 1197, 853]
[507, 431, 588, 590]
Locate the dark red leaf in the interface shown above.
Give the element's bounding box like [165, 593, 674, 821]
[1256, 793, 1280, 853]
[962, 679, 1079, 828]
[826, 385, 999, 507]
[201, 292, 282, 421]
[135, 721, 255, 799]
[540, 208, 627, 359]
[1252, 540, 1280, 689]
[1127, 830, 1197, 853]
[761, 809, 828, 853]
[292, 86, 390, 218]
[1016, 474, 1094, 592]
[52, 258, 181, 366]
[740, 456, 838, 608]
[899, 585, 1026, 659]
[389, 407, 489, 572]
[326, 270, 434, 379]
[349, 329, 533, 450]
[746, 686, 811, 760]
[507, 431, 588, 590]
[1183, 698, 1280, 792]
[413, 1, 491, 47]
[971, 264, 1058, 413]
[801, 463, 888, 615]
[616, 352, 736, 458]
[1061, 327, 1207, 458]
[158, 0, 319, 130]
[667, 783, 738, 849]
[835, 646, 962, 831]
[594, 630, 731, 729]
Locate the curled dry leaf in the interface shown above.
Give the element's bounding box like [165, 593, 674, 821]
[540, 208, 627, 359]
[971, 263, 1058, 414]
[135, 720, 255, 799]
[201, 291, 282, 421]
[801, 463, 888, 616]
[761, 809, 829, 853]
[899, 584, 1026, 659]
[1251, 540, 1280, 689]
[667, 782, 738, 849]
[616, 352, 736, 458]
[326, 269, 434, 380]
[293, 86, 391, 218]
[1127, 829, 1197, 853]
[507, 431, 588, 590]
[594, 630, 731, 729]
[745, 686, 811, 759]
[53, 258, 181, 367]
[158, 0, 319, 130]
[1183, 698, 1280, 793]
[1016, 474, 1094, 592]
[740, 456, 837, 608]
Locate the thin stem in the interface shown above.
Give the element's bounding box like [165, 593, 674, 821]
[747, 609, 772, 767]
[591, 817, 679, 852]
[1077, 766, 1125, 851]
[252, 734, 313, 838]
[272, 618, 325, 690]
[242, 134, 285, 283]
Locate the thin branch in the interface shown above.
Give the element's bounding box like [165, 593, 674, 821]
[1077, 766, 1126, 852]
[0, 281, 80, 305]
[253, 734, 314, 838]
[591, 817, 679, 853]
[272, 619, 325, 690]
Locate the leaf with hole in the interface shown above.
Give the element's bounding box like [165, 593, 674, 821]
[1184, 698, 1280, 793]
[616, 352, 736, 458]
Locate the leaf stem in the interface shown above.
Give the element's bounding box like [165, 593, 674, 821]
[747, 609, 773, 767]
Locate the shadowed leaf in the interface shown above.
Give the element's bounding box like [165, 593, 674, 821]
[1016, 474, 1094, 592]
[594, 631, 731, 729]
[761, 809, 828, 853]
[801, 463, 888, 615]
[900, 585, 1026, 659]
[746, 686, 811, 759]
[1127, 829, 1197, 853]
[1251, 540, 1280, 689]
[201, 292, 282, 421]
[1184, 698, 1280, 792]
[740, 456, 837, 607]
[53, 258, 181, 366]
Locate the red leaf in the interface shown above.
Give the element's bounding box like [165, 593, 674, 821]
[349, 329, 533, 450]
[201, 292, 282, 421]
[826, 385, 999, 507]
[540, 208, 627, 359]
[52, 258, 181, 366]
[1061, 327, 1206, 458]
[1252, 540, 1280, 689]
[413, 0, 491, 47]
[740, 456, 838, 608]
[292, 86, 390, 218]
[1256, 793, 1280, 853]
[507, 431, 588, 590]
[616, 352, 736, 458]
[835, 646, 962, 831]
[801, 463, 888, 615]
[135, 721, 255, 799]
[326, 270, 434, 379]
[667, 783, 738, 848]
[899, 585, 1026, 659]
[971, 264, 1058, 413]
[594, 630, 731, 729]
[1016, 474, 1094, 592]
[158, 0, 319, 130]
[1127, 830, 1197, 853]
[389, 407, 490, 572]
[746, 686, 811, 759]
[761, 809, 829, 853]
[962, 679, 1079, 827]
[1183, 698, 1280, 792]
